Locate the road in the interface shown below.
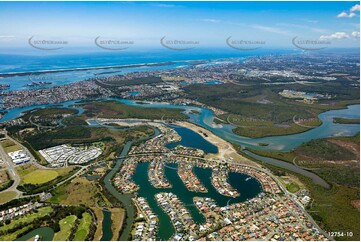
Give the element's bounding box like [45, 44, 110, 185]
[0, 133, 22, 199]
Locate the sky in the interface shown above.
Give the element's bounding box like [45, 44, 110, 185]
[0, 1, 359, 53]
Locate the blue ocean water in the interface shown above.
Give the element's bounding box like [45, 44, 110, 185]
[0, 49, 295, 91]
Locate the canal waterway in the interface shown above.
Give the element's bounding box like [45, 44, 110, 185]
[133, 162, 262, 240]
[100, 210, 113, 241]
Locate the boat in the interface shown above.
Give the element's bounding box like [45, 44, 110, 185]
[245, 177, 252, 181]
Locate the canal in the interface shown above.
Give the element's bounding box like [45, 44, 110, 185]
[133, 162, 262, 240]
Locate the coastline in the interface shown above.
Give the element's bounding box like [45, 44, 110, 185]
[0, 61, 176, 78]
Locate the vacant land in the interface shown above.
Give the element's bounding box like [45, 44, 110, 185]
[0, 139, 22, 153]
[16, 164, 79, 194]
[49, 177, 103, 207]
[16, 163, 38, 177]
[0, 170, 9, 186]
[53, 215, 77, 241]
[0, 170, 12, 192]
[286, 182, 300, 193]
[0, 191, 17, 204]
[110, 207, 125, 241]
[74, 212, 92, 241]
[92, 207, 104, 240]
[23, 170, 59, 185]
[17, 163, 74, 185]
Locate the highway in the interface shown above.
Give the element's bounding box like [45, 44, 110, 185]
[0, 133, 22, 199]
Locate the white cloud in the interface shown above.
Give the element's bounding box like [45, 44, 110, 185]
[150, 3, 178, 8]
[337, 4, 359, 18]
[320, 32, 350, 40]
[0, 35, 15, 39]
[311, 28, 328, 33]
[337, 11, 349, 18]
[303, 19, 319, 24]
[337, 11, 356, 18]
[252, 24, 290, 35]
[352, 31, 360, 38]
[200, 18, 221, 23]
[277, 23, 327, 33]
[350, 4, 360, 12]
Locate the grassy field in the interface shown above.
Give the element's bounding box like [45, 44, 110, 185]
[53, 215, 77, 241]
[74, 212, 92, 241]
[49, 177, 103, 207]
[286, 182, 300, 193]
[0, 139, 22, 153]
[17, 164, 74, 185]
[0, 191, 17, 204]
[16, 163, 38, 177]
[16, 165, 79, 195]
[110, 208, 125, 241]
[22, 170, 59, 184]
[0, 170, 9, 185]
[0, 170, 13, 192]
[92, 207, 104, 240]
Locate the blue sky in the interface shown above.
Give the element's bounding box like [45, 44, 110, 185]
[0, 1, 359, 52]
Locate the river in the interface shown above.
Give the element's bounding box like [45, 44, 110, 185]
[1, 98, 358, 189]
[1, 98, 358, 153]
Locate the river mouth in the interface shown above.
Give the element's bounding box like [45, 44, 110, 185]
[133, 162, 262, 240]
